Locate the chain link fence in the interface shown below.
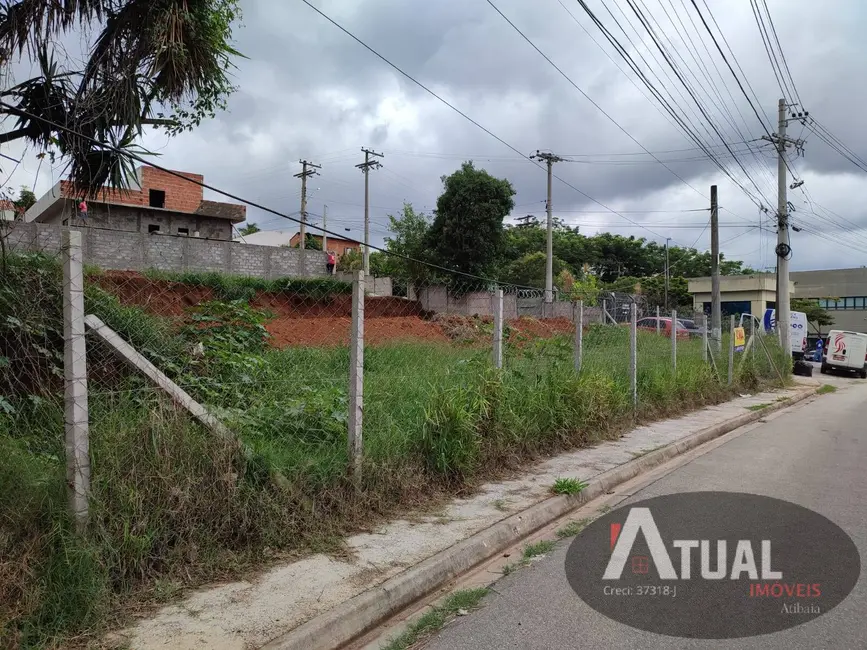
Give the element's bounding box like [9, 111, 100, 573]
[0, 235, 791, 644]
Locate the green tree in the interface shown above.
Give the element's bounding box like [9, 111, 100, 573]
[792, 298, 835, 333]
[501, 252, 566, 288]
[12, 186, 36, 218]
[0, 1, 243, 194]
[381, 203, 432, 282]
[337, 249, 362, 272]
[425, 161, 515, 279]
[558, 267, 599, 305]
[291, 233, 321, 250]
[500, 220, 592, 278]
[238, 223, 261, 236]
[603, 274, 691, 309]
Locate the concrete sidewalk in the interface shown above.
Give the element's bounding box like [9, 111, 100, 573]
[120, 386, 809, 650]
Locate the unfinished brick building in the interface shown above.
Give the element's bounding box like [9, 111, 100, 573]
[25, 166, 246, 240]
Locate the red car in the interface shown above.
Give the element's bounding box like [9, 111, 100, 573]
[635, 317, 691, 339]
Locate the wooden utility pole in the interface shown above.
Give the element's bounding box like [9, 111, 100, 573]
[294, 159, 320, 250]
[356, 147, 383, 275]
[531, 151, 564, 310]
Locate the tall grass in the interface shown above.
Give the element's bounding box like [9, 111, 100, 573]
[141, 268, 352, 300]
[0, 256, 790, 646]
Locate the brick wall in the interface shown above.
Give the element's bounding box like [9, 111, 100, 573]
[60, 167, 205, 214]
[288, 234, 361, 259]
[3, 222, 328, 279]
[140, 166, 204, 213]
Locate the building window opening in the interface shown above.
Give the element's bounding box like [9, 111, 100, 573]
[149, 189, 166, 208]
[148, 224, 160, 233]
[177, 227, 189, 236]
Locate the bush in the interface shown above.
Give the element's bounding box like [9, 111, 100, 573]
[142, 269, 352, 299]
[420, 366, 501, 483]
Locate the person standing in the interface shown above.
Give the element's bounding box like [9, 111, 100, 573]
[326, 250, 336, 275]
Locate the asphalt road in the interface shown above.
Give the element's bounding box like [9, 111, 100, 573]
[425, 378, 867, 650]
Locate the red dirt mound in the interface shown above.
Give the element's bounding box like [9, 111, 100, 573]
[92, 271, 423, 319]
[94, 272, 214, 317]
[90, 272, 573, 348]
[266, 316, 449, 347]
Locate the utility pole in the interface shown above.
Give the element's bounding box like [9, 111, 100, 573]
[531, 150, 565, 310]
[761, 99, 805, 354]
[664, 238, 671, 311]
[710, 185, 721, 351]
[294, 160, 320, 250]
[356, 147, 383, 276]
[322, 204, 328, 254]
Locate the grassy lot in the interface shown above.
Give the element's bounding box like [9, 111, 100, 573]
[0, 254, 789, 647]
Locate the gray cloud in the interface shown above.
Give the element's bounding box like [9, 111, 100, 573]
[4, 0, 867, 271]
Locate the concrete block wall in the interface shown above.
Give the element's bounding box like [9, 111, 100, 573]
[3, 222, 327, 279]
[417, 287, 518, 319]
[333, 272, 394, 297]
[42, 203, 232, 240]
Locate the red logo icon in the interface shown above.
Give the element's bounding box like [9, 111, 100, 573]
[631, 556, 650, 574]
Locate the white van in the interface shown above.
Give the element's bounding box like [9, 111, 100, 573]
[761, 309, 809, 358]
[821, 330, 867, 378]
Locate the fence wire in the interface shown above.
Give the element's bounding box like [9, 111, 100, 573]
[0, 239, 791, 644]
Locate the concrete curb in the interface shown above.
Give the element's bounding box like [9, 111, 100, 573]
[261, 386, 817, 650]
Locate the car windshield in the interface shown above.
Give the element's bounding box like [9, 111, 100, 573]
[679, 319, 697, 329]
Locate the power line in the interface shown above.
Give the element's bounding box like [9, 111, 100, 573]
[561, 0, 767, 227]
[486, 0, 731, 211]
[0, 100, 555, 289]
[805, 124, 867, 174]
[300, 0, 680, 243]
[750, 0, 791, 102]
[620, 0, 774, 207]
[759, 0, 802, 105]
[570, 0, 770, 218]
[656, 0, 778, 193]
[687, 0, 800, 184]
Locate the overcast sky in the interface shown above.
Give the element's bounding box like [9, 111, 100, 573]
[3, 0, 867, 272]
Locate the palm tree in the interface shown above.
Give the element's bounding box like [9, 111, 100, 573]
[0, 0, 242, 194]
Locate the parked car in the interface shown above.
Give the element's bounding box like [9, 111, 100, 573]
[677, 318, 705, 338]
[635, 317, 691, 339]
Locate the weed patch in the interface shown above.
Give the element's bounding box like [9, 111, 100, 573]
[382, 588, 488, 650]
[556, 518, 592, 538]
[551, 477, 588, 495]
[523, 539, 556, 559]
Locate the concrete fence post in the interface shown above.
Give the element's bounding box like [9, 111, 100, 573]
[656, 305, 660, 335]
[728, 314, 735, 385]
[62, 230, 91, 531]
[702, 312, 709, 363]
[671, 309, 677, 374]
[348, 270, 365, 479]
[574, 300, 583, 374]
[630, 303, 638, 409]
[493, 288, 504, 369]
